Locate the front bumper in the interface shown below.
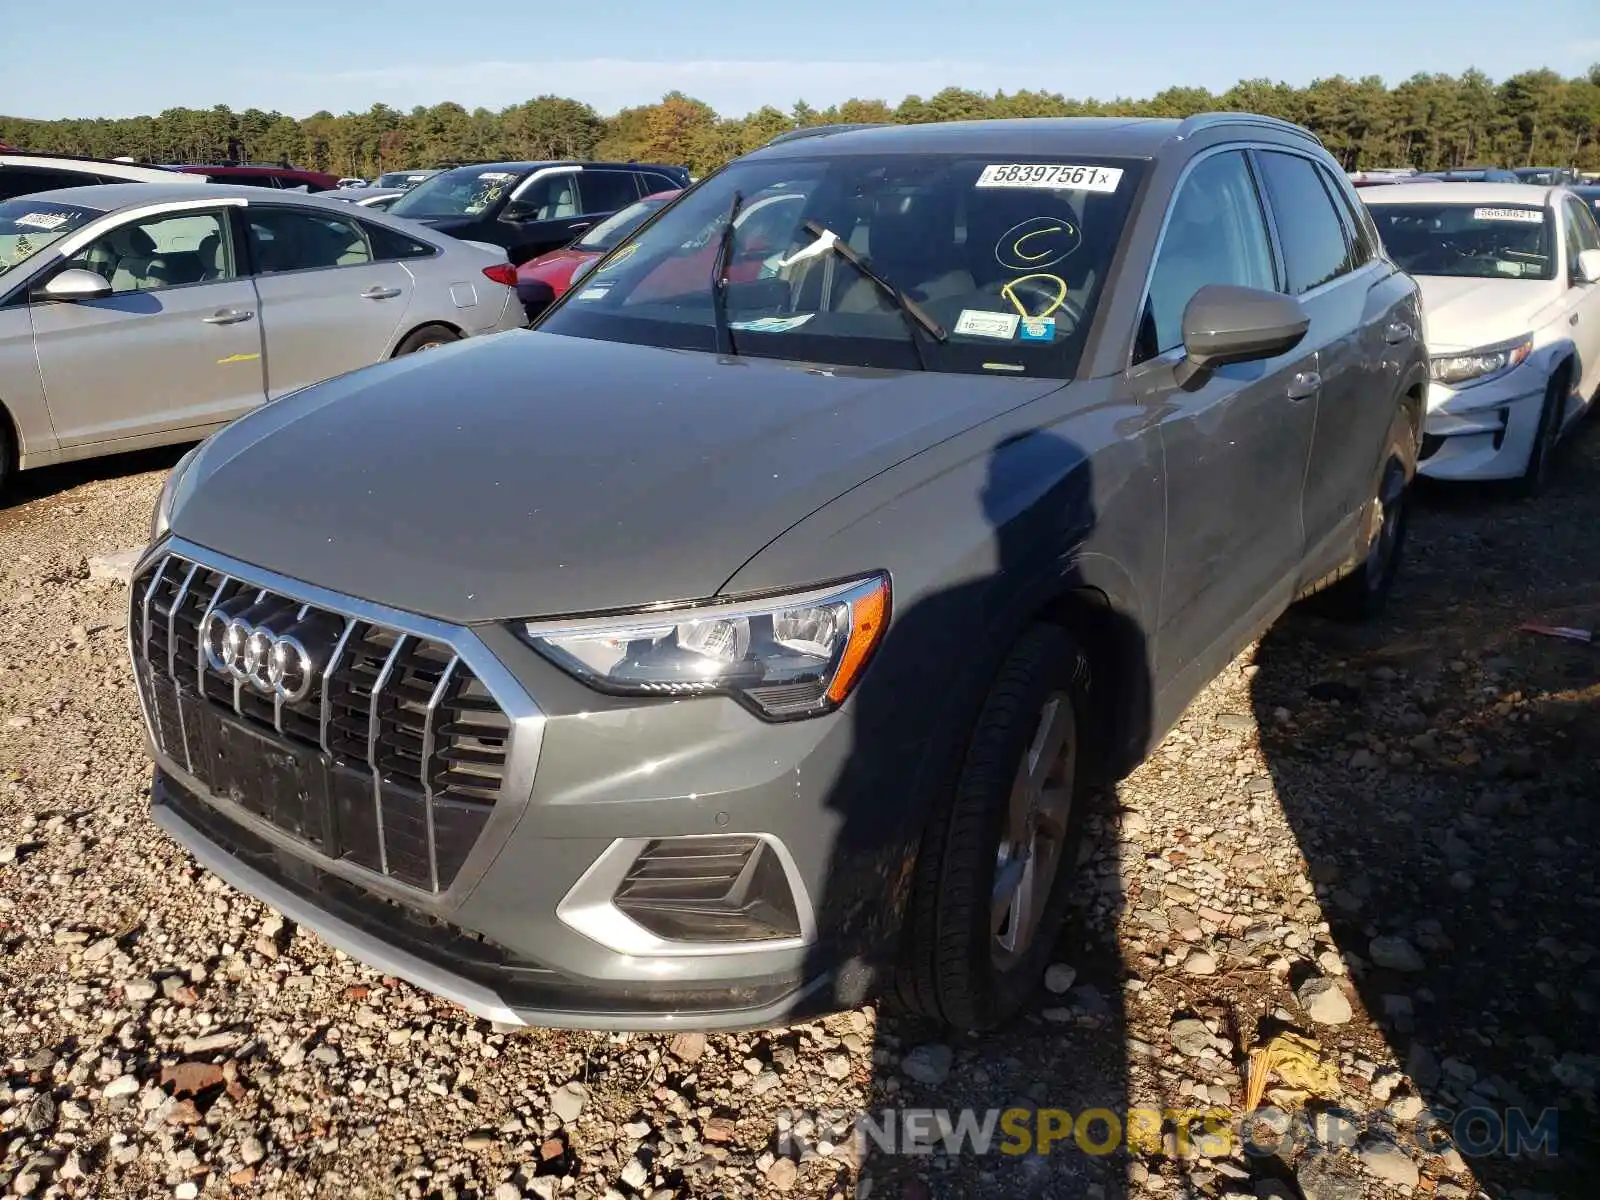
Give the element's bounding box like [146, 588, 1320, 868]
[130, 537, 904, 1030]
[1417, 366, 1546, 481]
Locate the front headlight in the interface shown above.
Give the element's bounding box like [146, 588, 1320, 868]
[1429, 334, 1533, 388]
[150, 442, 202, 541]
[517, 574, 890, 720]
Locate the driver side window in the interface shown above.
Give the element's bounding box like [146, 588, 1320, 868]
[504, 174, 579, 222]
[1137, 151, 1276, 363]
[1566, 198, 1600, 283]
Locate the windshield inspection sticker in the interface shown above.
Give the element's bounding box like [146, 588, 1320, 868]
[13, 211, 72, 231]
[977, 163, 1124, 192]
[955, 309, 1021, 339]
[1473, 207, 1543, 223]
[729, 314, 814, 333]
[1017, 315, 1056, 342]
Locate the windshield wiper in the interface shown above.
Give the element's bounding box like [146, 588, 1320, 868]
[793, 218, 946, 368]
[710, 189, 744, 356]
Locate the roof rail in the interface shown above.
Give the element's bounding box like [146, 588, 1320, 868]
[1174, 112, 1323, 147]
[764, 122, 890, 147]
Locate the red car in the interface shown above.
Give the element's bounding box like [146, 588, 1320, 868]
[516, 189, 682, 321]
[170, 163, 341, 191]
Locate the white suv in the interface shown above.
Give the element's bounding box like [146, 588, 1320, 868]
[0, 153, 210, 202]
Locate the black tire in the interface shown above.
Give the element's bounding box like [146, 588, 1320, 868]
[1513, 369, 1569, 498]
[393, 325, 460, 356]
[1318, 408, 1417, 621]
[895, 624, 1091, 1033]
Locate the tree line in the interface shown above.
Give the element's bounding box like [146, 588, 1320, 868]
[4, 65, 1599, 180]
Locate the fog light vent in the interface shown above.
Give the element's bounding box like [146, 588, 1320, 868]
[613, 835, 802, 943]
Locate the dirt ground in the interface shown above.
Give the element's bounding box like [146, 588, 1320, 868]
[1, 419, 1596, 1200]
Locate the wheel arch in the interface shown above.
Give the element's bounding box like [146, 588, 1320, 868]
[390, 320, 464, 357]
[1034, 579, 1156, 785]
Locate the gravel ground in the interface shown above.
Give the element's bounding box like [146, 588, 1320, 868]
[2, 425, 1597, 1200]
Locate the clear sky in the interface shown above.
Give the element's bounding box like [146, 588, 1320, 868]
[3, 0, 1597, 120]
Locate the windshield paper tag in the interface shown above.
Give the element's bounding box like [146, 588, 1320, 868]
[1017, 316, 1056, 341]
[729, 314, 814, 333]
[955, 309, 1021, 339]
[1473, 207, 1543, 223]
[477, 171, 515, 181]
[14, 212, 71, 230]
[576, 284, 610, 300]
[977, 164, 1123, 192]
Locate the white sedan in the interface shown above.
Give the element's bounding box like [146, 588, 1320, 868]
[1364, 181, 1600, 491]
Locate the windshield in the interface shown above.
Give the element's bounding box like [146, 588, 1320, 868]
[574, 197, 674, 252]
[377, 171, 433, 190]
[538, 153, 1144, 377]
[1366, 202, 1555, 279]
[0, 199, 104, 276]
[389, 166, 518, 218]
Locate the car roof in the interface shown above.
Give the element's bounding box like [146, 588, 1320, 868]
[0, 152, 203, 181]
[750, 115, 1320, 160]
[1360, 181, 1557, 206]
[436, 160, 679, 174]
[7, 181, 411, 212]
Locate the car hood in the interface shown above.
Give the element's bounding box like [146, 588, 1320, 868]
[168, 332, 1063, 625]
[1414, 275, 1559, 352]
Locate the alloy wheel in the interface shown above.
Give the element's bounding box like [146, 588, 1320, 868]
[991, 692, 1077, 970]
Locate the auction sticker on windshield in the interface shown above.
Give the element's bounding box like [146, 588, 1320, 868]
[976, 164, 1124, 192]
[14, 212, 73, 230]
[1473, 207, 1544, 223]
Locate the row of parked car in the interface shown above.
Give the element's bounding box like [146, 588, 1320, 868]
[0, 149, 691, 486]
[7, 115, 1600, 1036]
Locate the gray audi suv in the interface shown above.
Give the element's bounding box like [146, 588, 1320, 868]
[130, 114, 1428, 1033]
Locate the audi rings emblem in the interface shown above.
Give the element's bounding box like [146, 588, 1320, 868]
[202, 607, 321, 702]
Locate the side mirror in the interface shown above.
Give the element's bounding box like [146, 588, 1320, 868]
[1575, 248, 1600, 286]
[1174, 284, 1310, 386]
[36, 268, 113, 302]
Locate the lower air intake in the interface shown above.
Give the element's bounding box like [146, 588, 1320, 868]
[612, 835, 803, 943]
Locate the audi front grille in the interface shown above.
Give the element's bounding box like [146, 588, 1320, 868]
[130, 549, 514, 893]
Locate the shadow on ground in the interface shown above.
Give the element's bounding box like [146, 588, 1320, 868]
[0, 443, 189, 516]
[1252, 420, 1600, 1197]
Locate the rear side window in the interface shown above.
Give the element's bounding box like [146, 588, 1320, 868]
[1317, 163, 1375, 268]
[246, 208, 372, 272]
[637, 171, 682, 195]
[1256, 150, 1353, 294]
[579, 170, 641, 215]
[364, 221, 435, 261]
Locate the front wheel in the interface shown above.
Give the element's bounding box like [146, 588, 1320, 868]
[896, 624, 1090, 1033]
[393, 325, 461, 356]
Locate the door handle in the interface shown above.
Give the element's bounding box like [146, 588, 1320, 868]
[201, 309, 254, 325]
[361, 286, 402, 300]
[1286, 370, 1322, 400]
[1384, 321, 1411, 344]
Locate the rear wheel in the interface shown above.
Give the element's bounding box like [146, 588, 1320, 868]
[896, 624, 1091, 1033]
[1515, 369, 1569, 497]
[1319, 408, 1416, 621]
[393, 325, 460, 356]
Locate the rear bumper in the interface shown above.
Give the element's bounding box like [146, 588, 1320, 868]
[152, 770, 834, 1031]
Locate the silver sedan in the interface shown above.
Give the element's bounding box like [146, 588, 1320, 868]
[0, 183, 524, 489]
